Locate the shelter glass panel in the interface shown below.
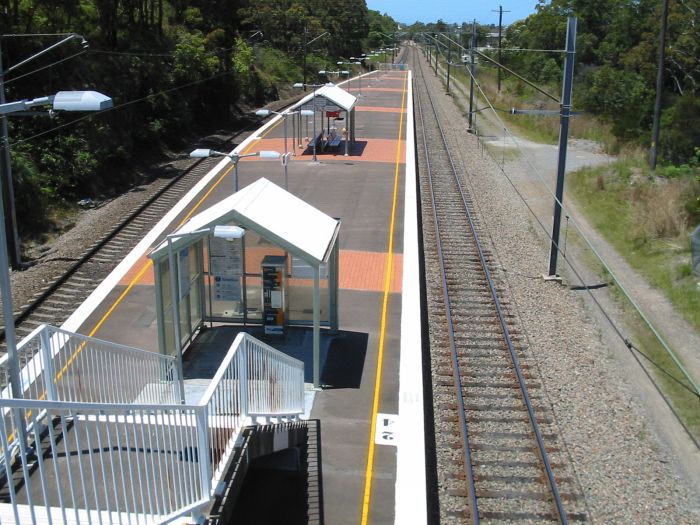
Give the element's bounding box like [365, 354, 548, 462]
[204, 234, 245, 322]
[159, 259, 175, 357]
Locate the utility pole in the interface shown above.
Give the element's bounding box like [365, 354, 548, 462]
[468, 21, 476, 131]
[492, 5, 510, 92]
[649, 0, 669, 170]
[0, 40, 21, 270]
[446, 33, 452, 93]
[547, 17, 577, 278]
[302, 26, 308, 92]
[434, 36, 438, 74]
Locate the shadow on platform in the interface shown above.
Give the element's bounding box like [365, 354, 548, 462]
[300, 140, 368, 158]
[183, 324, 368, 388]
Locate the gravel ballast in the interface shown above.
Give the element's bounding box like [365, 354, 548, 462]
[413, 45, 699, 523]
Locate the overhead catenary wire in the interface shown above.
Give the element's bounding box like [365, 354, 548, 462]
[424, 40, 700, 406]
[5, 68, 236, 148]
[419, 41, 700, 448]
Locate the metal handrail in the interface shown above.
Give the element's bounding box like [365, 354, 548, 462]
[0, 329, 305, 524]
[0, 324, 182, 404]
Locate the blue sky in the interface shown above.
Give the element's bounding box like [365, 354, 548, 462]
[366, 1, 539, 25]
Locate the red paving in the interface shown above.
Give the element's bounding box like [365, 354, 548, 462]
[248, 136, 405, 163]
[120, 249, 402, 293]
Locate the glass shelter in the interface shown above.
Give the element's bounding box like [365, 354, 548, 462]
[148, 177, 341, 387]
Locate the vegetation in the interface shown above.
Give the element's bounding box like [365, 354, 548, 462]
[568, 151, 700, 329]
[0, 0, 396, 249]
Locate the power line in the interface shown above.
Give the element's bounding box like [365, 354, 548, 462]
[7, 69, 236, 148]
[3, 50, 88, 85]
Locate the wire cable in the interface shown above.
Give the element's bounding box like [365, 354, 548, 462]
[3, 50, 88, 85]
[6, 69, 236, 147]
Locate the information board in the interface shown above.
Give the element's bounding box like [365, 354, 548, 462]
[209, 237, 243, 301]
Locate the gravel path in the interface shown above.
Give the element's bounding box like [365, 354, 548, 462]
[414, 43, 700, 523]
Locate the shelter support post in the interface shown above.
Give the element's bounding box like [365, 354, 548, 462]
[344, 109, 350, 156]
[329, 236, 339, 334]
[313, 266, 321, 388]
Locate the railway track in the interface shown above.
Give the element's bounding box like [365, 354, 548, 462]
[411, 45, 586, 524]
[0, 119, 264, 367]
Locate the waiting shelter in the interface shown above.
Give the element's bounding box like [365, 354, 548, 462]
[292, 83, 358, 156]
[148, 177, 341, 387]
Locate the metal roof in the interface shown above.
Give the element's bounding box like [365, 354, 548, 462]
[292, 83, 357, 112]
[149, 178, 340, 267]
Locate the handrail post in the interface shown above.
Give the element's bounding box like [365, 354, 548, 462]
[195, 406, 212, 498]
[239, 336, 249, 419]
[39, 326, 58, 401]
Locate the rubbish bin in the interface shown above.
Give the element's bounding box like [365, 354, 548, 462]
[692, 224, 700, 277]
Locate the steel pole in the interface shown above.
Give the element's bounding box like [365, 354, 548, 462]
[0, 42, 21, 270]
[468, 22, 476, 131]
[547, 17, 577, 278]
[312, 90, 317, 162]
[447, 34, 452, 93]
[649, 0, 669, 170]
[234, 158, 239, 192]
[167, 237, 186, 404]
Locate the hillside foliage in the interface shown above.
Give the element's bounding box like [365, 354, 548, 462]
[0, 0, 394, 242]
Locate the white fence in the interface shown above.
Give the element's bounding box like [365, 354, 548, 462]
[0, 324, 182, 405]
[0, 329, 305, 524]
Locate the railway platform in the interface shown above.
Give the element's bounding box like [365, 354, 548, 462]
[0, 68, 424, 524]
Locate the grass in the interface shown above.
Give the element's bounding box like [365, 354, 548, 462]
[567, 153, 700, 330]
[438, 55, 617, 148]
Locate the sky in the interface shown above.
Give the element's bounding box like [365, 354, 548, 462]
[366, 0, 539, 26]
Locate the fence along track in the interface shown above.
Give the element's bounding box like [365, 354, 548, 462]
[411, 44, 583, 523]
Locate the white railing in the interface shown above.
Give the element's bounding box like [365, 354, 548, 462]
[0, 397, 209, 524]
[0, 330, 305, 524]
[200, 332, 305, 487]
[0, 324, 182, 404]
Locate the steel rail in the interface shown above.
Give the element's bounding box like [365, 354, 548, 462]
[0, 117, 266, 345]
[414, 63, 480, 524]
[413, 45, 569, 524]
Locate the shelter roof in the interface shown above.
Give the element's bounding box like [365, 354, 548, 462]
[149, 178, 340, 267]
[293, 82, 357, 112]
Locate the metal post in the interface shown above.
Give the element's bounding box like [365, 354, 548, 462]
[312, 89, 318, 162]
[547, 17, 577, 278]
[468, 22, 477, 131]
[313, 266, 320, 388]
[167, 237, 186, 404]
[0, 42, 21, 270]
[493, 5, 510, 92]
[434, 38, 438, 73]
[303, 27, 308, 92]
[283, 113, 288, 158]
[446, 34, 452, 93]
[649, 0, 669, 170]
[233, 157, 239, 192]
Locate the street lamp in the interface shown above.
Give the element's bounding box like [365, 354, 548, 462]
[0, 33, 104, 270]
[0, 95, 111, 438]
[190, 149, 281, 192]
[293, 82, 327, 162]
[166, 225, 245, 402]
[255, 108, 313, 189]
[302, 29, 329, 91]
[338, 60, 364, 96]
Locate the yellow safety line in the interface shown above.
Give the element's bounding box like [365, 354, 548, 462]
[7, 118, 286, 446]
[360, 71, 408, 524]
[84, 117, 283, 339]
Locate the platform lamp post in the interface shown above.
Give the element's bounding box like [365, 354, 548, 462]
[190, 149, 281, 192]
[1, 33, 103, 270]
[293, 82, 326, 162]
[0, 88, 112, 450]
[302, 30, 329, 92]
[255, 109, 314, 189]
[166, 225, 245, 403]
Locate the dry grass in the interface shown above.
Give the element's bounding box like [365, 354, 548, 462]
[632, 178, 698, 242]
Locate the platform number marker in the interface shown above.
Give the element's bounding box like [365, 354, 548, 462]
[375, 413, 399, 446]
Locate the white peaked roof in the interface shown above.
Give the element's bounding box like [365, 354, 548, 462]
[294, 83, 357, 112]
[149, 178, 340, 267]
